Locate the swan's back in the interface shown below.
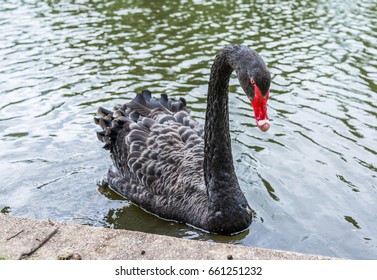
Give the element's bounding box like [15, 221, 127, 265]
[95, 90, 209, 223]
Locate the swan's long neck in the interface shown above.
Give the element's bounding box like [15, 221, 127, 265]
[204, 50, 239, 198]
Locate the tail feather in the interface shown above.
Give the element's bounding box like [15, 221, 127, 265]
[142, 89, 152, 101]
[160, 94, 169, 108]
[95, 89, 188, 150]
[97, 106, 113, 118]
[99, 117, 112, 130]
[125, 91, 187, 115]
[126, 94, 152, 116]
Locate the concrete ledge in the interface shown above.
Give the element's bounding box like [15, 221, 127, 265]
[0, 214, 332, 260]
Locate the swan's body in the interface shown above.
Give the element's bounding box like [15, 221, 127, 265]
[95, 45, 271, 234]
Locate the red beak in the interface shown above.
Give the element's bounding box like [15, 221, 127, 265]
[251, 84, 270, 132]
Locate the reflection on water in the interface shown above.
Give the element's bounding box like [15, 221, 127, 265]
[0, 0, 376, 259]
[98, 181, 250, 243]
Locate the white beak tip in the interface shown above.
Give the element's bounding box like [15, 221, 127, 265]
[257, 119, 270, 132]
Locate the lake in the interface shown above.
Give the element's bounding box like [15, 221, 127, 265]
[0, 0, 376, 259]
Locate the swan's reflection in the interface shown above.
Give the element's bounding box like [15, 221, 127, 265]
[99, 184, 249, 244]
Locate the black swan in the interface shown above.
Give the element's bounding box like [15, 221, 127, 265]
[95, 44, 271, 235]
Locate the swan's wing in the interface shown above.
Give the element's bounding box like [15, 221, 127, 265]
[95, 92, 206, 218]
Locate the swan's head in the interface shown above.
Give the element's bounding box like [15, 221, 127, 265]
[235, 52, 271, 132]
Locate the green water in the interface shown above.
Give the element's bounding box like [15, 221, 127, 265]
[0, 0, 376, 259]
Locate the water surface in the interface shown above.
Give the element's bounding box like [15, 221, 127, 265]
[0, 0, 376, 259]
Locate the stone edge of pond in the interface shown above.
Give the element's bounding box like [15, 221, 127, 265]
[0, 214, 335, 260]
